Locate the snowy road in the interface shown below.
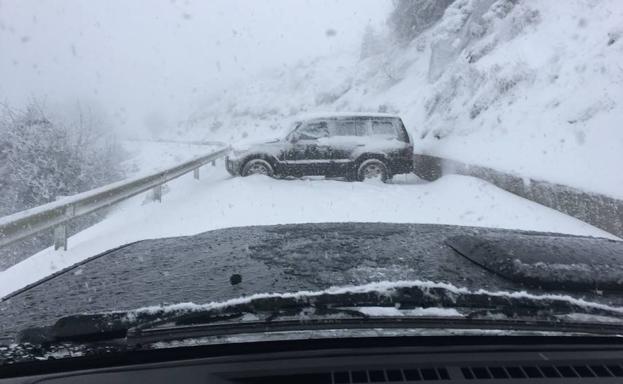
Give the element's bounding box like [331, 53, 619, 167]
[0, 142, 615, 299]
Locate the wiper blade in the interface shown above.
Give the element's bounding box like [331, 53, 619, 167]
[18, 282, 623, 345]
[127, 317, 623, 347]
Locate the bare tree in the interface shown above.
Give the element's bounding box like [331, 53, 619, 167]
[0, 100, 125, 269]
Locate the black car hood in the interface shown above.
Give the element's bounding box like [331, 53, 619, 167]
[1, 222, 623, 341]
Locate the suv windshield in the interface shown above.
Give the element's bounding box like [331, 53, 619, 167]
[0, 0, 622, 354]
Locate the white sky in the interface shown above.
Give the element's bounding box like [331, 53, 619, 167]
[0, 0, 391, 134]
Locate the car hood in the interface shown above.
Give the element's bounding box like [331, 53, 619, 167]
[1, 222, 623, 341]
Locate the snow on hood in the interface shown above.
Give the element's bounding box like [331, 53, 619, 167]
[123, 279, 623, 321]
[446, 233, 623, 291]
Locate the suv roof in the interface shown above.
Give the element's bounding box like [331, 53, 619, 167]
[296, 112, 401, 121]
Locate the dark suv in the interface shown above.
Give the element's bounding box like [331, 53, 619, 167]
[225, 113, 413, 182]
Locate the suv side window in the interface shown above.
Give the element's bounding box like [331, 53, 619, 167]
[331, 118, 369, 137]
[297, 121, 329, 140]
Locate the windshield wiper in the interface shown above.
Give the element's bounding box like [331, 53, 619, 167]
[127, 317, 623, 348]
[17, 283, 623, 346]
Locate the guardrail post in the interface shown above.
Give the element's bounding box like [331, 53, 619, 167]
[54, 225, 67, 251]
[193, 168, 200, 180]
[211, 160, 216, 166]
[51, 200, 74, 251]
[152, 184, 162, 202]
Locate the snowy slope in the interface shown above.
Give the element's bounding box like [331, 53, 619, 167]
[181, 0, 623, 198]
[0, 153, 614, 298]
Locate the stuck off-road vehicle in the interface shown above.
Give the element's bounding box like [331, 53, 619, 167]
[226, 113, 413, 182]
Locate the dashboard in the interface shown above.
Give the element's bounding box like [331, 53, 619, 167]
[2, 336, 623, 383]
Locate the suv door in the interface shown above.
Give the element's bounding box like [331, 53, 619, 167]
[281, 120, 331, 175]
[368, 117, 413, 175]
[324, 117, 370, 175]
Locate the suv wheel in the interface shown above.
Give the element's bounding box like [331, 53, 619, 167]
[242, 159, 274, 177]
[357, 159, 389, 182]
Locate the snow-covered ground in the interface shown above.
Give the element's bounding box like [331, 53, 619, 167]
[180, 0, 623, 199]
[0, 141, 615, 299]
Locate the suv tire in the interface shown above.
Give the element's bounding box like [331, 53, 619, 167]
[357, 159, 389, 183]
[241, 159, 274, 177]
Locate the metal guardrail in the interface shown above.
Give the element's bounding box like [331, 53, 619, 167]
[0, 146, 230, 251]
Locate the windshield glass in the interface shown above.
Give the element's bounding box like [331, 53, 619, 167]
[1, 0, 622, 350]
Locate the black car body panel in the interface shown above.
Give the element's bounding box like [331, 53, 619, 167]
[226, 114, 413, 178]
[1, 222, 622, 343]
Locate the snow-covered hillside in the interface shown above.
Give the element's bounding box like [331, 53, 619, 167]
[180, 0, 623, 198]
